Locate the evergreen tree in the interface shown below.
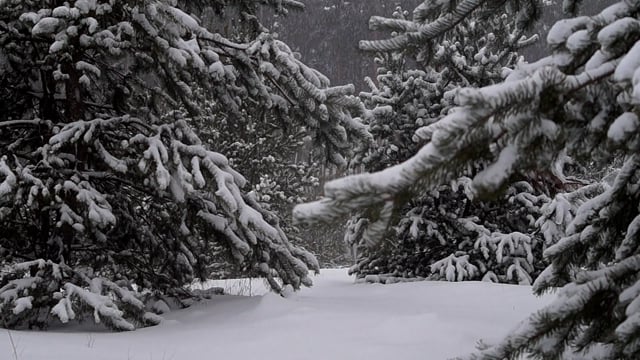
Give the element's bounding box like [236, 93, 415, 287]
[296, 0, 640, 357]
[192, 4, 365, 271]
[0, 0, 368, 330]
[197, 107, 330, 274]
[345, 6, 550, 284]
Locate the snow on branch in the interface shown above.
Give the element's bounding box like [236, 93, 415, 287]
[359, 0, 540, 52]
[294, 59, 618, 234]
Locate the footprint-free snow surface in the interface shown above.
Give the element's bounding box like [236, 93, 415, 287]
[1, 269, 555, 360]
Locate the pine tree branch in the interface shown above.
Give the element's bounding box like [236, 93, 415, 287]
[360, 0, 486, 52]
[0, 119, 52, 128]
[265, 74, 296, 106]
[199, 36, 248, 51]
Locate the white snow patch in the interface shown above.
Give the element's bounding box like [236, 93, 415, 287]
[0, 269, 555, 360]
[608, 112, 639, 142]
[151, 300, 171, 315]
[32, 17, 60, 36]
[12, 296, 34, 315]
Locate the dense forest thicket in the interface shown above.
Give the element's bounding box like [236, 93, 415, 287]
[4, 1, 640, 358]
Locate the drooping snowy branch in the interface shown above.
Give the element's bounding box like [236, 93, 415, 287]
[359, 0, 541, 52]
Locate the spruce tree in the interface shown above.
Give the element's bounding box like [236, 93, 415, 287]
[295, 0, 640, 357]
[344, 5, 551, 284]
[0, 0, 368, 330]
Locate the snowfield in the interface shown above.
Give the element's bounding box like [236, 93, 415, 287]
[1, 269, 555, 360]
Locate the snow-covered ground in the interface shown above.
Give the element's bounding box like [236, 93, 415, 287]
[1, 269, 555, 360]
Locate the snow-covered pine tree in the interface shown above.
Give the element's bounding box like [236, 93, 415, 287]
[343, 6, 550, 284]
[200, 5, 360, 270]
[295, 0, 640, 357]
[189, 3, 360, 272]
[0, 0, 369, 330]
[194, 105, 326, 276]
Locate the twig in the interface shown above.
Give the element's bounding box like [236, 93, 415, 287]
[199, 35, 248, 51]
[0, 119, 51, 129]
[86, 333, 95, 348]
[6, 328, 18, 360]
[265, 74, 296, 106]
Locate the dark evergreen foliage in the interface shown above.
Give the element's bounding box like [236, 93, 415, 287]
[341, 6, 551, 284]
[0, 0, 368, 330]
